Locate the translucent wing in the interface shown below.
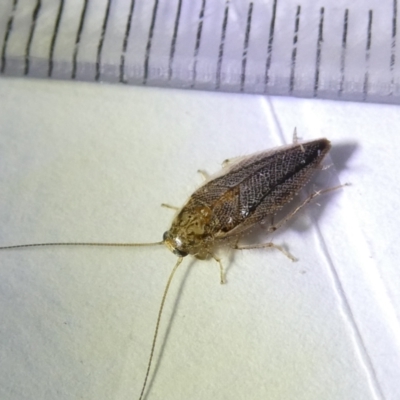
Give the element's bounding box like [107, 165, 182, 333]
[186, 138, 331, 240]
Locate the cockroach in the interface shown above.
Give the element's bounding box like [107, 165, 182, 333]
[0, 137, 345, 399]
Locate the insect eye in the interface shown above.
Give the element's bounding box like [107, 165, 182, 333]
[173, 248, 188, 257]
[163, 231, 169, 241]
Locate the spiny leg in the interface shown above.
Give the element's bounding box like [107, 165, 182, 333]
[208, 253, 225, 284]
[233, 242, 297, 262]
[161, 203, 180, 211]
[292, 127, 299, 144]
[292, 128, 308, 153]
[222, 158, 232, 168]
[197, 169, 210, 181]
[221, 154, 247, 168]
[233, 184, 348, 262]
[268, 183, 349, 234]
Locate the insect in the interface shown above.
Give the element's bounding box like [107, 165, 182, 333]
[0, 137, 343, 399]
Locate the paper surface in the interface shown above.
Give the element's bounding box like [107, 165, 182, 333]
[0, 77, 399, 400]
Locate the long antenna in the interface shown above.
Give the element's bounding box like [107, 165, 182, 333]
[138, 256, 183, 400]
[0, 238, 181, 399]
[0, 241, 164, 250]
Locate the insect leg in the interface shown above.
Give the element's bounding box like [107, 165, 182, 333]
[222, 158, 233, 168]
[161, 203, 180, 211]
[221, 154, 247, 168]
[292, 127, 299, 143]
[208, 253, 225, 284]
[268, 183, 349, 233]
[197, 169, 210, 180]
[233, 242, 297, 261]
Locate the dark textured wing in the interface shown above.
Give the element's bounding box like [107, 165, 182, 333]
[189, 138, 331, 238]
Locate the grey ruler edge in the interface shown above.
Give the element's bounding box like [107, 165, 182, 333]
[0, 0, 399, 104]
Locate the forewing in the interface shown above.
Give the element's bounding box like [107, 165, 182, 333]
[190, 139, 331, 239]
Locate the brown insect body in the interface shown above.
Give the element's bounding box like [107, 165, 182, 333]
[0, 137, 337, 400]
[163, 138, 331, 259]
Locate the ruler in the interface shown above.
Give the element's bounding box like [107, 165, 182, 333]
[0, 0, 398, 104]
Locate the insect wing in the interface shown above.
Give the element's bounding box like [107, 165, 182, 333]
[190, 138, 331, 239]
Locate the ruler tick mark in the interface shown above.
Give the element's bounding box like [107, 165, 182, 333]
[264, 0, 278, 91]
[363, 10, 373, 101]
[289, 5, 301, 94]
[143, 0, 159, 85]
[191, 0, 206, 88]
[72, 0, 89, 80]
[48, 0, 64, 78]
[216, 0, 230, 90]
[240, 2, 253, 92]
[119, 0, 136, 84]
[24, 0, 41, 76]
[339, 9, 349, 97]
[313, 7, 324, 98]
[168, 0, 183, 81]
[390, 0, 398, 94]
[95, 0, 112, 82]
[1, 0, 18, 74]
